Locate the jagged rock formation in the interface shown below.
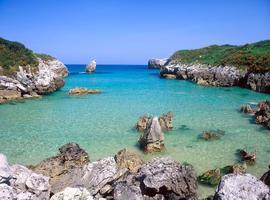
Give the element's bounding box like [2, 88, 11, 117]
[85, 59, 96, 73]
[50, 187, 94, 200]
[138, 117, 165, 153]
[0, 57, 68, 104]
[68, 87, 102, 95]
[29, 143, 90, 193]
[0, 154, 50, 200]
[261, 166, 270, 187]
[148, 58, 168, 69]
[135, 112, 173, 132]
[214, 174, 270, 200]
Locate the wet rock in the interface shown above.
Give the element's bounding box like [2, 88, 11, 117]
[240, 104, 255, 114]
[246, 72, 270, 93]
[223, 163, 247, 174]
[148, 58, 168, 69]
[138, 117, 165, 153]
[86, 59, 96, 73]
[50, 187, 93, 200]
[114, 182, 143, 200]
[199, 168, 221, 186]
[68, 87, 102, 95]
[29, 143, 89, 193]
[0, 154, 50, 200]
[261, 166, 270, 187]
[200, 130, 225, 141]
[214, 173, 270, 200]
[238, 149, 256, 164]
[136, 157, 198, 199]
[115, 149, 144, 173]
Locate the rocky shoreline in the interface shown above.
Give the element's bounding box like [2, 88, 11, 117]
[0, 57, 68, 104]
[158, 61, 270, 93]
[1, 143, 269, 200]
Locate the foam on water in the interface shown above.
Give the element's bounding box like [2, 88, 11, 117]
[0, 64, 269, 198]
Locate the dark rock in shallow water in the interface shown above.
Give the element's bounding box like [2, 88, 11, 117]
[198, 168, 221, 186]
[115, 149, 144, 173]
[136, 157, 198, 199]
[261, 166, 270, 187]
[214, 173, 270, 200]
[238, 149, 256, 164]
[139, 117, 165, 153]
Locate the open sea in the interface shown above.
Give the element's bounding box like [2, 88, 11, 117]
[0, 64, 269, 197]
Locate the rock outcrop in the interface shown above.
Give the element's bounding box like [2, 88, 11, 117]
[68, 87, 102, 95]
[0, 57, 68, 104]
[159, 61, 270, 93]
[240, 104, 255, 114]
[138, 117, 165, 153]
[85, 59, 96, 73]
[214, 173, 270, 200]
[148, 58, 168, 69]
[254, 100, 270, 129]
[29, 143, 90, 193]
[0, 154, 50, 200]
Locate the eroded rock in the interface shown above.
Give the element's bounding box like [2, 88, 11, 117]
[86, 59, 96, 73]
[148, 58, 168, 69]
[50, 187, 93, 200]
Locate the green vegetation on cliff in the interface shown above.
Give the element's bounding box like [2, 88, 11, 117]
[170, 40, 270, 73]
[0, 37, 40, 75]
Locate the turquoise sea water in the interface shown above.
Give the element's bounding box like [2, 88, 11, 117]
[0, 65, 270, 197]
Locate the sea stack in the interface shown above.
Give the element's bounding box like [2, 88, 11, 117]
[86, 59, 96, 73]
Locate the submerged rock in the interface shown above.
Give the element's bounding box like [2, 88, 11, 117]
[50, 187, 93, 200]
[68, 87, 102, 95]
[163, 74, 177, 79]
[200, 130, 225, 141]
[214, 173, 270, 200]
[115, 149, 144, 173]
[199, 168, 221, 186]
[136, 157, 198, 199]
[138, 117, 165, 153]
[0, 89, 21, 103]
[148, 58, 168, 69]
[0, 154, 50, 200]
[86, 59, 96, 73]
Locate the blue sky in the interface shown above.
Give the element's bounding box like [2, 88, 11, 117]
[0, 0, 270, 64]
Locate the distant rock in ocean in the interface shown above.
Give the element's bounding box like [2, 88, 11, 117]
[148, 58, 168, 69]
[86, 59, 96, 73]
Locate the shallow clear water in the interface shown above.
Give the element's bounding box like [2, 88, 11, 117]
[0, 65, 270, 197]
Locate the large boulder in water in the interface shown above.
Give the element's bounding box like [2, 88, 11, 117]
[85, 59, 96, 73]
[0, 154, 51, 200]
[254, 100, 270, 129]
[214, 173, 270, 200]
[138, 117, 165, 153]
[136, 157, 198, 199]
[29, 143, 90, 193]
